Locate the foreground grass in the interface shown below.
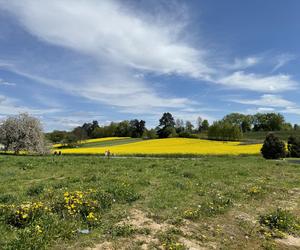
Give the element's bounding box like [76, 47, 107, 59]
[0, 155, 299, 249]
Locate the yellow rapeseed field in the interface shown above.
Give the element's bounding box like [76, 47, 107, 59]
[58, 138, 261, 155]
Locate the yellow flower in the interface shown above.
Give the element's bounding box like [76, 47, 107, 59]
[87, 212, 98, 221]
[35, 225, 43, 233]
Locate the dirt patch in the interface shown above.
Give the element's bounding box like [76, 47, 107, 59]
[279, 188, 300, 210]
[233, 211, 257, 225]
[88, 209, 215, 249]
[276, 235, 300, 248]
[122, 209, 170, 232]
[179, 237, 210, 250]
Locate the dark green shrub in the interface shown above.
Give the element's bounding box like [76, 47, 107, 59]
[261, 133, 286, 159]
[287, 136, 300, 157]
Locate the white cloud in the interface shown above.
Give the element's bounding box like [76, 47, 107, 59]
[0, 94, 60, 116]
[226, 56, 261, 70]
[232, 94, 295, 107]
[0, 0, 212, 78]
[280, 107, 300, 116]
[272, 53, 296, 73]
[0, 78, 16, 86]
[0, 62, 191, 113]
[218, 71, 297, 92]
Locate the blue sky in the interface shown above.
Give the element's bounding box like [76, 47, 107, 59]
[0, 0, 299, 131]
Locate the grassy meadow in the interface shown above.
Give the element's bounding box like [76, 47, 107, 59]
[0, 154, 299, 249]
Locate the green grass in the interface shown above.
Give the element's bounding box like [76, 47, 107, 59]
[195, 130, 300, 143]
[243, 130, 300, 142]
[0, 155, 299, 249]
[78, 138, 143, 148]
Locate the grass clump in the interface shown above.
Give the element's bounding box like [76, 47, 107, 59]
[108, 223, 137, 238]
[259, 208, 300, 238]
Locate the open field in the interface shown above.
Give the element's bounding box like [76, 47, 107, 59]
[58, 138, 262, 156]
[0, 155, 299, 249]
[53, 137, 129, 149]
[243, 131, 300, 142]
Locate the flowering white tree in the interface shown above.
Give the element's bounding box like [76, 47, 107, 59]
[0, 113, 49, 154]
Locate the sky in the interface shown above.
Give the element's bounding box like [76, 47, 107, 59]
[0, 0, 299, 131]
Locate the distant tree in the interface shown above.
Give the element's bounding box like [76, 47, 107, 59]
[253, 113, 285, 131]
[62, 132, 79, 148]
[115, 120, 131, 137]
[143, 128, 157, 139]
[287, 136, 300, 157]
[196, 117, 203, 132]
[241, 120, 251, 133]
[175, 118, 185, 133]
[201, 119, 209, 131]
[157, 112, 175, 138]
[0, 113, 49, 154]
[46, 130, 67, 143]
[130, 119, 146, 138]
[72, 127, 88, 141]
[208, 121, 242, 141]
[185, 120, 194, 133]
[82, 120, 99, 138]
[261, 133, 286, 159]
[91, 126, 105, 138]
[222, 113, 252, 132]
[294, 124, 300, 130]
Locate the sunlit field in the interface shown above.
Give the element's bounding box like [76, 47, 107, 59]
[58, 138, 262, 155]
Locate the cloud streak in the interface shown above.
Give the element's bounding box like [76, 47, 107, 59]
[232, 94, 295, 107]
[218, 71, 297, 92]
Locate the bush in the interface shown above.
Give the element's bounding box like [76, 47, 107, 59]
[260, 208, 299, 233]
[287, 136, 300, 157]
[261, 133, 286, 159]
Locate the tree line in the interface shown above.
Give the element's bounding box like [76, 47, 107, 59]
[1, 112, 300, 154]
[46, 111, 300, 145]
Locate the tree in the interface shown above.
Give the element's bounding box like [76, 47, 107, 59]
[82, 120, 99, 138]
[185, 121, 194, 133]
[143, 128, 157, 139]
[294, 124, 300, 131]
[253, 113, 285, 131]
[62, 132, 79, 148]
[196, 117, 203, 132]
[287, 136, 300, 157]
[0, 113, 49, 154]
[201, 120, 209, 131]
[130, 119, 146, 138]
[115, 120, 131, 137]
[46, 130, 67, 143]
[72, 127, 88, 141]
[157, 112, 175, 138]
[261, 133, 286, 159]
[175, 118, 184, 133]
[207, 121, 242, 141]
[222, 113, 252, 132]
